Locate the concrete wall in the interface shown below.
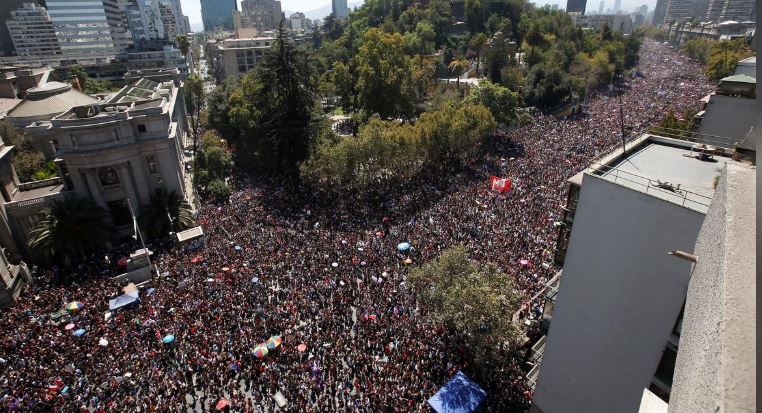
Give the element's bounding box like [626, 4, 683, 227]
[532, 175, 706, 413]
[697, 94, 756, 150]
[668, 163, 756, 413]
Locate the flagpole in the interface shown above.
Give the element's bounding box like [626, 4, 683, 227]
[127, 198, 154, 280]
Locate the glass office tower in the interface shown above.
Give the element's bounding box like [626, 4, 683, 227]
[45, 0, 126, 64]
[201, 0, 237, 32]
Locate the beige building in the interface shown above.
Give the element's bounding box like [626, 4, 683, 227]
[0, 77, 189, 261]
[207, 36, 275, 82]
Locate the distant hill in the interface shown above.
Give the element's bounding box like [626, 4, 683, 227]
[303, 1, 364, 21]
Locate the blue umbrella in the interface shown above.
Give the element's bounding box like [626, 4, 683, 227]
[251, 277, 259, 284]
[162, 335, 175, 344]
[397, 242, 411, 252]
[73, 329, 86, 337]
[229, 363, 240, 371]
[235, 245, 242, 251]
[147, 288, 156, 295]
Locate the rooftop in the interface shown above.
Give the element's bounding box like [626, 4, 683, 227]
[587, 135, 741, 212]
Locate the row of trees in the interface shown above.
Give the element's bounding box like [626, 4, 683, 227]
[681, 37, 754, 80]
[300, 103, 496, 193]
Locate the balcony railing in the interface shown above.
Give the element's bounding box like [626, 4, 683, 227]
[18, 177, 61, 191]
[588, 162, 713, 212]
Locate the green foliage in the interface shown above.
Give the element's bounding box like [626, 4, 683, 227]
[300, 103, 495, 193]
[0, 121, 50, 182]
[465, 0, 485, 34]
[705, 38, 754, 80]
[67, 65, 115, 94]
[408, 245, 524, 356]
[223, 26, 318, 173]
[650, 110, 696, 139]
[27, 197, 112, 267]
[206, 77, 239, 140]
[682, 38, 712, 64]
[175, 34, 191, 57]
[354, 28, 418, 119]
[465, 80, 519, 126]
[524, 63, 581, 107]
[140, 188, 194, 238]
[31, 161, 57, 181]
[207, 179, 231, 202]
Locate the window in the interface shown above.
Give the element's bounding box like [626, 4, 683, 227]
[137, 124, 147, 133]
[146, 155, 157, 174]
[98, 166, 119, 186]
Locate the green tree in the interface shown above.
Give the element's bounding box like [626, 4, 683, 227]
[67, 65, 114, 94]
[705, 38, 753, 80]
[525, 22, 545, 66]
[448, 57, 470, 89]
[140, 188, 193, 238]
[465, 80, 519, 126]
[175, 34, 192, 73]
[207, 179, 231, 202]
[408, 245, 524, 374]
[682, 38, 711, 64]
[465, 0, 485, 34]
[27, 197, 112, 266]
[469, 33, 488, 76]
[524, 63, 580, 107]
[354, 28, 417, 119]
[185, 74, 205, 157]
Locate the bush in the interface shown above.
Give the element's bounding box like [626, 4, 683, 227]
[207, 179, 231, 202]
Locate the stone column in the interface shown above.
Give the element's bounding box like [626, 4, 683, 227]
[116, 163, 140, 211]
[84, 170, 107, 210]
[130, 156, 152, 206]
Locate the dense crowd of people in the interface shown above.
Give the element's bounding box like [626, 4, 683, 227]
[0, 40, 713, 412]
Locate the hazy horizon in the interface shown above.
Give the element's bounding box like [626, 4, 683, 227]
[180, 0, 659, 28]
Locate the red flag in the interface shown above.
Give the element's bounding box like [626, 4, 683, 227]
[490, 176, 512, 192]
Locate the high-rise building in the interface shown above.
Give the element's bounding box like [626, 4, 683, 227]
[638, 5, 649, 15]
[45, 0, 127, 64]
[290, 12, 305, 31]
[653, 0, 669, 24]
[665, 0, 708, 22]
[613, 0, 622, 13]
[567, 0, 588, 14]
[707, 0, 757, 22]
[598, 1, 604, 13]
[200, 0, 237, 32]
[332, 0, 349, 19]
[240, 0, 283, 33]
[0, 0, 29, 57]
[5, 3, 62, 58]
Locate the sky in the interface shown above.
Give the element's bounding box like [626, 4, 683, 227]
[180, 0, 658, 28]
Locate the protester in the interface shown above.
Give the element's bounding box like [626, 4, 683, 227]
[0, 40, 712, 412]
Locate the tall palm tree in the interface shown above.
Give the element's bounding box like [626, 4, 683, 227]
[27, 197, 112, 266]
[140, 188, 194, 238]
[175, 34, 192, 74]
[525, 23, 545, 66]
[469, 33, 488, 76]
[448, 57, 470, 89]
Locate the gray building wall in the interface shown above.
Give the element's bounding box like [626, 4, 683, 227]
[532, 175, 705, 413]
[667, 163, 755, 413]
[697, 94, 756, 151]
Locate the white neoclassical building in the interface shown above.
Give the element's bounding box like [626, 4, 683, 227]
[0, 77, 190, 259]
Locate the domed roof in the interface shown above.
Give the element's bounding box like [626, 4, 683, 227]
[7, 81, 98, 122]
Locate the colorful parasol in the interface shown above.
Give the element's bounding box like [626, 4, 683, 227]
[297, 343, 307, 352]
[73, 329, 86, 337]
[253, 345, 269, 358]
[162, 335, 175, 344]
[64, 323, 75, 330]
[397, 242, 411, 252]
[266, 335, 282, 349]
[65, 301, 84, 312]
